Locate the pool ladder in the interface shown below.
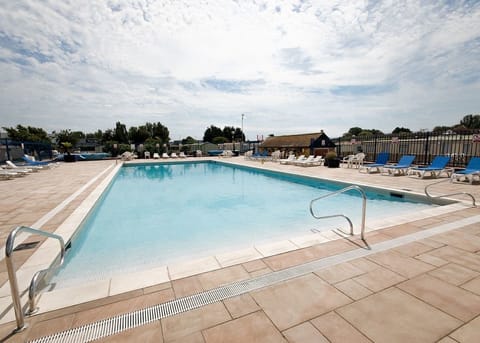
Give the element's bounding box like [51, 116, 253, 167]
[309, 185, 367, 241]
[5, 226, 65, 332]
[424, 179, 476, 206]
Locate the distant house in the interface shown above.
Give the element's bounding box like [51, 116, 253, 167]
[259, 131, 336, 156]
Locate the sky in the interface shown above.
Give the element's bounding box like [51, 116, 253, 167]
[0, 1, 479, 141]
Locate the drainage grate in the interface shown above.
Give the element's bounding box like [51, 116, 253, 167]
[29, 214, 480, 343]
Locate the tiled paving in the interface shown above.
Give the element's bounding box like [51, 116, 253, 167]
[0, 157, 480, 342]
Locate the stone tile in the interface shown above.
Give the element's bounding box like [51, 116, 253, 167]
[222, 294, 260, 319]
[282, 322, 329, 343]
[334, 279, 373, 300]
[202, 311, 286, 343]
[110, 265, 170, 296]
[415, 253, 449, 267]
[311, 239, 357, 259]
[429, 230, 480, 252]
[380, 223, 422, 238]
[366, 250, 436, 278]
[349, 258, 380, 272]
[353, 266, 406, 292]
[437, 336, 459, 343]
[263, 247, 317, 271]
[393, 241, 435, 257]
[251, 274, 351, 331]
[197, 265, 250, 290]
[97, 321, 163, 342]
[255, 240, 298, 257]
[161, 302, 230, 341]
[72, 297, 139, 326]
[429, 246, 480, 272]
[167, 331, 205, 343]
[337, 287, 462, 343]
[450, 315, 480, 343]
[242, 259, 268, 273]
[428, 263, 479, 286]
[168, 256, 221, 280]
[248, 268, 272, 278]
[311, 311, 372, 343]
[420, 238, 446, 249]
[26, 314, 75, 341]
[314, 261, 365, 284]
[172, 276, 204, 298]
[462, 276, 480, 295]
[398, 274, 480, 322]
[215, 248, 263, 268]
[131, 288, 176, 310]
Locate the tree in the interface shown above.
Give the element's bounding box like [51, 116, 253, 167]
[181, 136, 196, 145]
[56, 129, 80, 147]
[3, 125, 49, 142]
[203, 125, 223, 142]
[460, 114, 480, 129]
[433, 126, 452, 133]
[392, 127, 412, 135]
[212, 136, 229, 144]
[113, 121, 128, 143]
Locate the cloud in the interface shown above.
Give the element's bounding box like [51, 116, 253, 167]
[0, 0, 479, 140]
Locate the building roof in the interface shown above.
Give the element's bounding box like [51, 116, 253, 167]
[260, 131, 335, 149]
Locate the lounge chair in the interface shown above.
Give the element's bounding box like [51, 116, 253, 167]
[298, 155, 324, 167]
[22, 155, 57, 168]
[452, 157, 480, 184]
[381, 155, 416, 176]
[179, 152, 187, 158]
[343, 152, 365, 168]
[161, 153, 169, 159]
[294, 155, 315, 166]
[144, 151, 151, 159]
[0, 168, 21, 179]
[408, 156, 451, 179]
[5, 160, 37, 173]
[170, 152, 178, 158]
[285, 155, 305, 165]
[359, 152, 389, 173]
[279, 154, 295, 164]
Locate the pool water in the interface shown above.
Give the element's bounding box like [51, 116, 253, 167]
[52, 161, 435, 287]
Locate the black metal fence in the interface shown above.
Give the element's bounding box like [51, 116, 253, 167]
[1, 139, 53, 162]
[334, 130, 480, 168]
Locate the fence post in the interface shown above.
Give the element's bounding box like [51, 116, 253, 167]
[424, 131, 430, 165]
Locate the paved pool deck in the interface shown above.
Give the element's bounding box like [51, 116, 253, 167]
[0, 157, 479, 342]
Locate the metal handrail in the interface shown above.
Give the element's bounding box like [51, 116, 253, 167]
[309, 185, 367, 241]
[424, 179, 476, 206]
[5, 226, 65, 332]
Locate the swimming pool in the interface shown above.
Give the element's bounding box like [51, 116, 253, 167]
[52, 161, 437, 287]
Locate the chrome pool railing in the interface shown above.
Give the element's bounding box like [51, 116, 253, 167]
[5, 226, 65, 332]
[424, 179, 476, 207]
[309, 185, 367, 241]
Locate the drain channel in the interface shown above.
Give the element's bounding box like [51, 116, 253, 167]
[29, 215, 480, 343]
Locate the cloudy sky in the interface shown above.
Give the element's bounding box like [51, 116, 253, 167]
[1, 1, 479, 140]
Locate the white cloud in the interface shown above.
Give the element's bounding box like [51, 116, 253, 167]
[0, 0, 479, 140]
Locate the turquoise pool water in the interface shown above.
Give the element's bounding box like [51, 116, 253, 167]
[52, 161, 436, 287]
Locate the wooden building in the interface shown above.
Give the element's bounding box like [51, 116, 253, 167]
[259, 131, 336, 157]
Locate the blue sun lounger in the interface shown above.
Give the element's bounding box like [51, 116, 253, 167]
[452, 157, 480, 184]
[359, 152, 389, 174]
[381, 155, 416, 176]
[408, 156, 451, 179]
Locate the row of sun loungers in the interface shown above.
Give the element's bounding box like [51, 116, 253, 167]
[1, 157, 58, 180]
[359, 153, 480, 184]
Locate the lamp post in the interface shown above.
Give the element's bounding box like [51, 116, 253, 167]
[231, 130, 235, 152]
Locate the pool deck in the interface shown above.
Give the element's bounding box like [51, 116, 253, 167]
[1, 157, 480, 342]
